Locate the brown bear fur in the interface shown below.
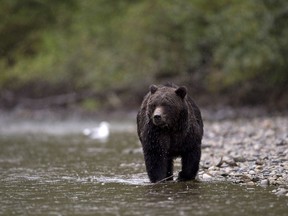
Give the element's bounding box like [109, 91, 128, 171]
[137, 83, 203, 183]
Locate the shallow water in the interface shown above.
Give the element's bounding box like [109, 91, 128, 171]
[0, 131, 287, 215]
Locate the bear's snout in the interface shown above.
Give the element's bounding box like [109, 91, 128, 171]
[153, 114, 162, 125]
[152, 107, 165, 126]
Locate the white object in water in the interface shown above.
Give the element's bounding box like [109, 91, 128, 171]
[83, 122, 110, 141]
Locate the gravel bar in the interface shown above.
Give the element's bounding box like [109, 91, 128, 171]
[199, 116, 288, 196]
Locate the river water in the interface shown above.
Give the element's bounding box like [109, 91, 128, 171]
[0, 119, 287, 215]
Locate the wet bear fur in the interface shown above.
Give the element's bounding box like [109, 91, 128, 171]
[137, 83, 203, 183]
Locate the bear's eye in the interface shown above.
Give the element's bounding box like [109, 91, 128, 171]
[161, 102, 174, 109]
[149, 103, 156, 110]
[161, 103, 169, 107]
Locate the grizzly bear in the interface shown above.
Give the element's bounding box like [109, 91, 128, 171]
[137, 83, 203, 183]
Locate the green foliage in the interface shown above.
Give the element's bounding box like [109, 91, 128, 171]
[116, 1, 204, 78]
[207, 0, 288, 88]
[0, 0, 76, 86]
[0, 0, 287, 107]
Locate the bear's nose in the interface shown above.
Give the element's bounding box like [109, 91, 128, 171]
[153, 114, 161, 121]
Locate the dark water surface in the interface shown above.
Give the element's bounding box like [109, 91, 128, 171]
[0, 131, 287, 216]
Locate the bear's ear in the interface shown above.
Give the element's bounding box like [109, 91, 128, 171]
[150, 85, 158, 94]
[175, 86, 187, 99]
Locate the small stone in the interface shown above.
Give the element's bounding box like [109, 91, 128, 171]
[202, 173, 213, 180]
[241, 175, 252, 183]
[254, 144, 261, 151]
[255, 165, 263, 170]
[255, 160, 264, 165]
[251, 176, 260, 182]
[233, 157, 246, 163]
[246, 181, 255, 186]
[227, 160, 238, 167]
[276, 139, 287, 146]
[260, 179, 269, 186]
[271, 160, 280, 165]
[220, 172, 229, 177]
[270, 170, 276, 176]
[268, 177, 278, 185]
[208, 166, 219, 171]
[225, 167, 233, 173]
[249, 170, 256, 175]
[262, 171, 270, 177]
[202, 161, 211, 169]
[209, 171, 219, 176]
[198, 171, 204, 175]
[275, 188, 287, 196]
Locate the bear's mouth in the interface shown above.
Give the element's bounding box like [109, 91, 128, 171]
[152, 118, 168, 128]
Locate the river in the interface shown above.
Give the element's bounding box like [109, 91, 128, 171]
[0, 116, 287, 215]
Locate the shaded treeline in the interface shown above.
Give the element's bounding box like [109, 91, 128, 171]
[0, 0, 287, 111]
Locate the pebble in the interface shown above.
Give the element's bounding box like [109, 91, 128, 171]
[255, 160, 264, 165]
[220, 172, 229, 177]
[274, 188, 287, 196]
[260, 179, 269, 186]
[246, 181, 255, 186]
[249, 170, 256, 175]
[233, 157, 246, 163]
[202, 173, 213, 180]
[200, 116, 288, 196]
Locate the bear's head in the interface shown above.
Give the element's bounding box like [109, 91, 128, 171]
[147, 84, 188, 129]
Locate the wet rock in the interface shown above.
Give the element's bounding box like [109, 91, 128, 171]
[262, 170, 270, 177]
[260, 179, 269, 186]
[274, 188, 287, 196]
[220, 172, 229, 177]
[253, 144, 261, 151]
[251, 176, 260, 182]
[249, 170, 256, 175]
[233, 156, 246, 163]
[268, 177, 278, 185]
[276, 139, 287, 146]
[202, 173, 213, 180]
[198, 171, 204, 176]
[246, 181, 255, 186]
[255, 160, 264, 165]
[224, 160, 238, 167]
[208, 166, 219, 171]
[202, 161, 212, 169]
[240, 175, 252, 183]
[209, 170, 219, 176]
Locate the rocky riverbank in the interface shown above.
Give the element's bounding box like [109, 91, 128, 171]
[199, 116, 288, 196]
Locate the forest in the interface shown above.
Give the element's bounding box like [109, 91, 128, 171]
[1, 0, 288, 111]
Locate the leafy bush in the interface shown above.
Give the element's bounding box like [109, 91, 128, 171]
[0, 0, 287, 108]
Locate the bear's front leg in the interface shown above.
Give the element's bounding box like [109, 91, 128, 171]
[178, 147, 201, 181]
[142, 126, 171, 183]
[143, 148, 168, 183]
